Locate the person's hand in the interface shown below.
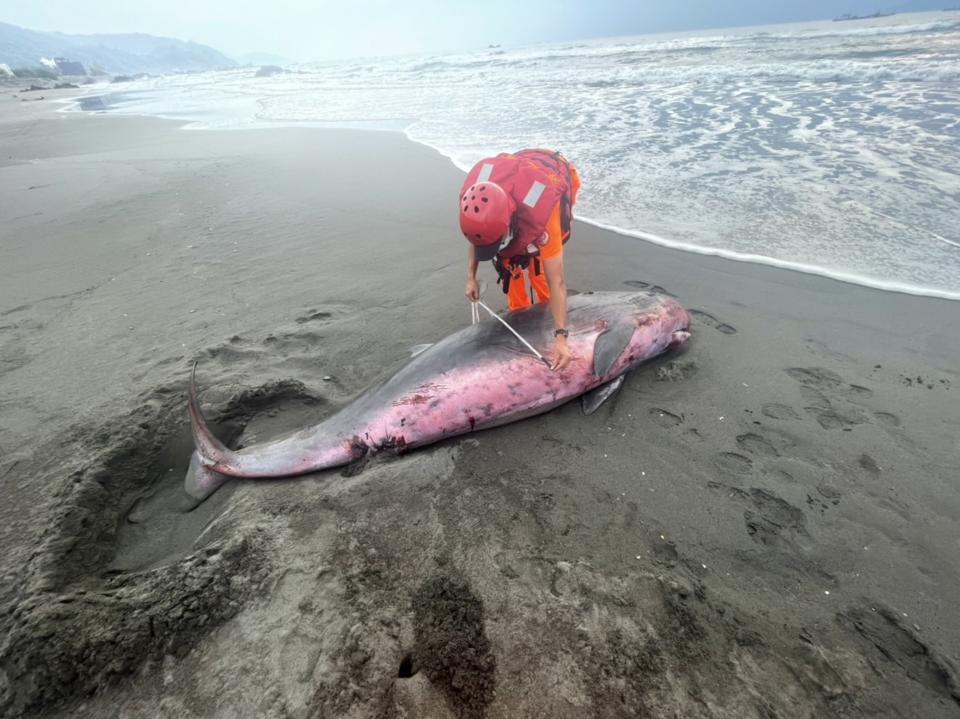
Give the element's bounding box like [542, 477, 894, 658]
[465, 277, 480, 302]
[551, 336, 573, 371]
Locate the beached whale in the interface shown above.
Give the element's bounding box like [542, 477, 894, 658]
[186, 290, 690, 501]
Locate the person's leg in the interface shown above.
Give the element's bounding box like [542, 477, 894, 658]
[530, 202, 565, 305]
[529, 258, 551, 304]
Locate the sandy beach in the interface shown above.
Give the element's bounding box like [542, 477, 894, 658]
[1, 91, 959, 717]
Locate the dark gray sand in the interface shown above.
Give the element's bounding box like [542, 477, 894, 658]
[1, 92, 959, 717]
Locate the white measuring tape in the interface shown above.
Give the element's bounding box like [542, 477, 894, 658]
[470, 298, 551, 367]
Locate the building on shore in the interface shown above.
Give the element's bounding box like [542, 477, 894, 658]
[54, 58, 87, 76]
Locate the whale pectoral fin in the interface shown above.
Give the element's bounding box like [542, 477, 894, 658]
[592, 320, 635, 377]
[581, 375, 625, 416]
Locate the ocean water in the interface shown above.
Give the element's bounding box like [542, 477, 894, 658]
[77, 13, 960, 299]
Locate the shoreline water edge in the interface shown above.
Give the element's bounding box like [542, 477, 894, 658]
[59, 89, 960, 303]
[56, 10, 960, 301]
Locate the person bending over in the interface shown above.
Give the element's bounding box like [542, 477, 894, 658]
[459, 149, 580, 371]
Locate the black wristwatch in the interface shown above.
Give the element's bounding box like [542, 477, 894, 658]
[554, 328, 569, 338]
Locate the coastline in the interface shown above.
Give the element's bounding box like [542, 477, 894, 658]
[406, 132, 960, 304]
[1, 92, 959, 717]
[61, 86, 960, 303]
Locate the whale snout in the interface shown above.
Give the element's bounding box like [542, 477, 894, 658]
[669, 330, 691, 348]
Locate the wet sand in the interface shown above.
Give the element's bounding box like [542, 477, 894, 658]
[1, 91, 959, 717]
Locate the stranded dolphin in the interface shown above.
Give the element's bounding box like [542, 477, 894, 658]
[186, 290, 691, 501]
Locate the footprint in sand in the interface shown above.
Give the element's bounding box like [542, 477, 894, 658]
[816, 484, 842, 503]
[688, 309, 737, 335]
[785, 367, 843, 390]
[764, 468, 795, 485]
[788, 368, 874, 401]
[736, 432, 780, 458]
[742, 488, 809, 547]
[204, 339, 259, 364]
[761, 403, 800, 421]
[799, 386, 831, 409]
[209, 330, 322, 368]
[716, 452, 754, 475]
[806, 484, 842, 513]
[787, 368, 875, 430]
[296, 310, 333, 324]
[846, 384, 874, 399]
[859, 453, 882, 475]
[803, 338, 854, 362]
[265, 329, 325, 350]
[803, 406, 869, 430]
[649, 407, 683, 428]
[652, 537, 679, 567]
[874, 411, 901, 428]
[711, 485, 808, 548]
[838, 602, 960, 704]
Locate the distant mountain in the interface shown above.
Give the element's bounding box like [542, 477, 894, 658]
[0, 21, 237, 75]
[235, 52, 293, 67]
[834, 11, 895, 20]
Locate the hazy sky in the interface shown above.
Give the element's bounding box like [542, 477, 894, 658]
[5, 1, 913, 61]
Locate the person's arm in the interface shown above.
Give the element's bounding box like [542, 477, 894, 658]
[543, 253, 572, 371]
[465, 244, 479, 300]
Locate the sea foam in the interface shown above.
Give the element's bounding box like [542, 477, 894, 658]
[69, 12, 960, 299]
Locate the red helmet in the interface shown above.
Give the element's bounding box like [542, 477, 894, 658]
[459, 182, 513, 260]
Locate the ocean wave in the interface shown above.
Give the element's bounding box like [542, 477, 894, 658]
[391, 21, 960, 71]
[409, 58, 494, 72]
[384, 58, 960, 89]
[762, 19, 960, 41]
[67, 15, 960, 299]
[577, 216, 960, 301]
[401, 34, 741, 70]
